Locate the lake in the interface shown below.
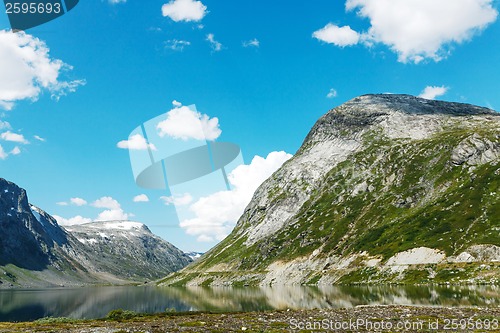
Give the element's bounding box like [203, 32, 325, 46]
[0, 285, 498, 322]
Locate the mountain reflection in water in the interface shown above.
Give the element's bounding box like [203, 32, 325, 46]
[0, 284, 497, 322]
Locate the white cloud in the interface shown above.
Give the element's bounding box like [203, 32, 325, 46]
[180, 151, 292, 242]
[419, 86, 449, 100]
[133, 194, 150, 202]
[54, 215, 92, 226]
[55, 196, 131, 225]
[206, 33, 222, 52]
[0, 30, 84, 110]
[335, 0, 498, 63]
[10, 146, 20, 155]
[312, 24, 360, 47]
[172, 100, 182, 107]
[0, 131, 29, 144]
[160, 193, 193, 206]
[92, 196, 121, 210]
[95, 208, 129, 221]
[326, 88, 338, 98]
[49, 79, 86, 101]
[0, 145, 7, 160]
[56, 201, 68, 206]
[117, 134, 157, 151]
[165, 39, 191, 51]
[70, 197, 87, 206]
[242, 38, 260, 48]
[157, 105, 221, 141]
[0, 120, 11, 130]
[109, 0, 126, 4]
[34, 135, 45, 142]
[0, 144, 21, 159]
[162, 0, 207, 22]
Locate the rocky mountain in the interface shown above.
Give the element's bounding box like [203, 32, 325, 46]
[65, 221, 191, 281]
[184, 252, 204, 261]
[161, 94, 500, 286]
[0, 178, 191, 288]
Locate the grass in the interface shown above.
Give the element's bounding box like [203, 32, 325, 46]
[160, 123, 500, 286]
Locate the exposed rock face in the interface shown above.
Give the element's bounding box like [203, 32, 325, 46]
[161, 94, 500, 286]
[0, 178, 191, 288]
[65, 221, 191, 281]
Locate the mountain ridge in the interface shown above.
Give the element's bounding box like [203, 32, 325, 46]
[0, 178, 191, 288]
[160, 94, 500, 286]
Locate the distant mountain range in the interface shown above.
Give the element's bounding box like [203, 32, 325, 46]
[184, 252, 204, 261]
[0, 178, 191, 288]
[161, 94, 500, 286]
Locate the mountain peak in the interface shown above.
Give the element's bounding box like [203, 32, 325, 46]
[162, 96, 500, 287]
[303, 94, 499, 146]
[343, 94, 497, 116]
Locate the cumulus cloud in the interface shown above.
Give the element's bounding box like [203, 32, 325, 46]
[162, 0, 207, 22]
[160, 193, 193, 206]
[172, 100, 182, 107]
[419, 86, 449, 100]
[0, 131, 29, 144]
[0, 30, 85, 110]
[53, 215, 92, 226]
[314, 0, 498, 63]
[95, 208, 129, 221]
[34, 135, 45, 142]
[312, 24, 360, 47]
[55, 196, 131, 225]
[180, 151, 292, 242]
[117, 134, 157, 151]
[133, 194, 150, 202]
[206, 33, 223, 52]
[70, 197, 87, 206]
[157, 105, 221, 141]
[326, 88, 338, 98]
[92, 196, 121, 210]
[242, 38, 260, 48]
[165, 39, 191, 51]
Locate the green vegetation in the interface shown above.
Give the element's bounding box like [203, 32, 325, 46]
[161, 120, 500, 286]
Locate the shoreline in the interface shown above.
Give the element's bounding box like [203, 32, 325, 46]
[0, 305, 498, 333]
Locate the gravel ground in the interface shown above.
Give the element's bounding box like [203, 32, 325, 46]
[0, 306, 499, 333]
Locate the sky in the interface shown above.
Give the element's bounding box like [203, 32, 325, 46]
[1, 0, 500, 252]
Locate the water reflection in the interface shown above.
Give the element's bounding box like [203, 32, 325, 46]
[0, 284, 498, 322]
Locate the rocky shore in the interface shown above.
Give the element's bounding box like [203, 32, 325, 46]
[0, 305, 498, 332]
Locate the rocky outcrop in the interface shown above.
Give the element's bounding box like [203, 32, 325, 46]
[160, 94, 500, 286]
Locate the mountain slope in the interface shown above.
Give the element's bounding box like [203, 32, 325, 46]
[161, 94, 500, 286]
[65, 221, 191, 281]
[0, 178, 191, 288]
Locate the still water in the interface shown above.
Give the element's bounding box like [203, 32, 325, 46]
[0, 285, 498, 322]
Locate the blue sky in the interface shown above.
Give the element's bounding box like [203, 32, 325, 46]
[1, 0, 500, 252]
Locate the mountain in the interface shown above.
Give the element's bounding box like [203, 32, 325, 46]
[65, 221, 191, 281]
[0, 178, 191, 288]
[184, 252, 204, 261]
[161, 94, 500, 286]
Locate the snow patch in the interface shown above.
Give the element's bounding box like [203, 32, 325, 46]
[78, 238, 98, 244]
[102, 221, 144, 230]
